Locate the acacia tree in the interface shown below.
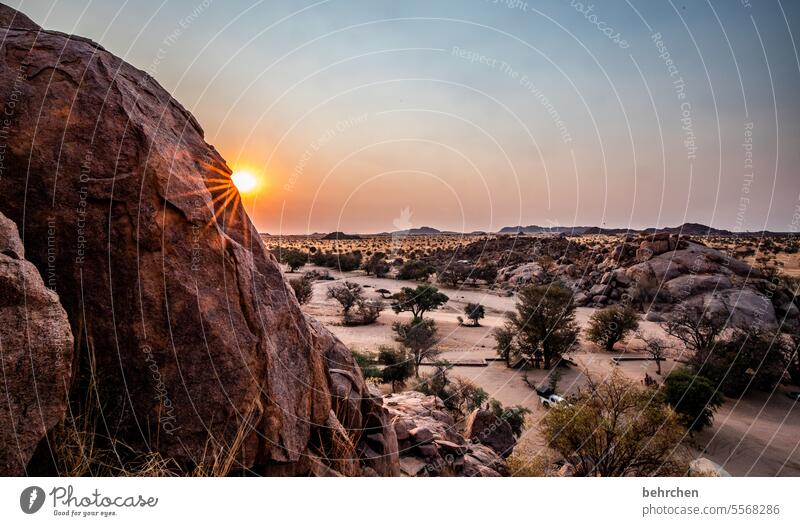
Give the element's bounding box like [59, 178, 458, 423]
[437, 263, 471, 288]
[640, 333, 669, 375]
[282, 249, 307, 272]
[501, 283, 579, 369]
[540, 370, 688, 476]
[393, 318, 439, 377]
[492, 323, 515, 367]
[464, 303, 485, 326]
[363, 252, 390, 277]
[585, 305, 640, 352]
[327, 281, 363, 321]
[692, 328, 791, 396]
[662, 302, 728, 354]
[391, 285, 449, 321]
[378, 346, 414, 392]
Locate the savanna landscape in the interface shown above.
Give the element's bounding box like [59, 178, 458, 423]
[1, 0, 799, 487]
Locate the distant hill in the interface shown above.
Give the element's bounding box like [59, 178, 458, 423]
[497, 225, 596, 235]
[641, 223, 732, 236]
[388, 226, 458, 236]
[321, 231, 362, 240]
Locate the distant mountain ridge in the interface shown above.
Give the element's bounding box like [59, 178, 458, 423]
[259, 222, 791, 237]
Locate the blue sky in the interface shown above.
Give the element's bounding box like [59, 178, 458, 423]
[10, 0, 800, 233]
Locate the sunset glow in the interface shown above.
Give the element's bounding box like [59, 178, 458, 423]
[231, 170, 258, 195]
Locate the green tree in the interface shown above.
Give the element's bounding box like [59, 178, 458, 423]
[464, 303, 485, 326]
[393, 318, 439, 377]
[662, 367, 723, 432]
[692, 328, 791, 396]
[391, 285, 449, 320]
[585, 305, 640, 352]
[540, 370, 688, 476]
[437, 263, 471, 288]
[282, 249, 307, 272]
[363, 252, 390, 277]
[377, 346, 414, 392]
[397, 260, 435, 281]
[503, 283, 579, 369]
[327, 281, 363, 321]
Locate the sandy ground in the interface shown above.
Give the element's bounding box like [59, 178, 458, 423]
[297, 265, 800, 476]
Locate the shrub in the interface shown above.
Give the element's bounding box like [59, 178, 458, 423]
[662, 367, 723, 432]
[349, 299, 384, 326]
[288, 273, 314, 304]
[281, 249, 307, 272]
[352, 350, 381, 380]
[327, 281, 363, 320]
[540, 370, 688, 476]
[691, 328, 791, 396]
[489, 399, 530, 438]
[397, 260, 435, 281]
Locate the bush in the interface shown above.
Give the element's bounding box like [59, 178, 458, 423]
[352, 350, 381, 380]
[348, 299, 384, 326]
[662, 367, 723, 432]
[464, 303, 485, 326]
[280, 249, 307, 272]
[585, 305, 639, 352]
[489, 399, 530, 438]
[327, 281, 367, 323]
[288, 273, 314, 304]
[540, 370, 688, 476]
[397, 260, 435, 281]
[691, 328, 791, 396]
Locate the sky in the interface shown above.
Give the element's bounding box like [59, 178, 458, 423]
[9, 0, 800, 234]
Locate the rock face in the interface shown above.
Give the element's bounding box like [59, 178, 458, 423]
[0, 212, 74, 475]
[383, 392, 508, 476]
[463, 408, 516, 458]
[0, 5, 396, 475]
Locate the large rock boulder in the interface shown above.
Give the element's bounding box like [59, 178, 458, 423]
[624, 241, 779, 329]
[0, 5, 395, 475]
[0, 212, 73, 475]
[383, 392, 508, 476]
[463, 408, 516, 458]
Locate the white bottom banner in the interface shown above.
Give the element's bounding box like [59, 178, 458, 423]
[1, 477, 797, 524]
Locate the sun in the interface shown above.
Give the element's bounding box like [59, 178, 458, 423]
[231, 169, 259, 194]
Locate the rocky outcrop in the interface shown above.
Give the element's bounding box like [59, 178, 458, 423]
[0, 5, 396, 475]
[0, 212, 73, 475]
[383, 392, 508, 476]
[463, 408, 516, 458]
